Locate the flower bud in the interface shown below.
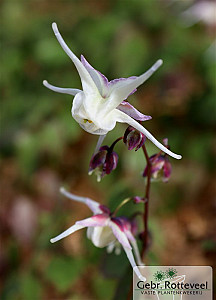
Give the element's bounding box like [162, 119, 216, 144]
[104, 151, 118, 174]
[143, 138, 172, 182]
[143, 154, 172, 182]
[88, 146, 118, 182]
[133, 196, 147, 204]
[123, 126, 146, 151]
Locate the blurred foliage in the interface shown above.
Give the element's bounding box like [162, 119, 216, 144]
[45, 256, 86, 293]
[1, 0, 216, 299]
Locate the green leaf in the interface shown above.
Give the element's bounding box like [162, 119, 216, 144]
[100, 251, 128, 278]
[35, 38, 67, 66]
[45, 256, 86, 293]
[112, 265, 133, 300]
[1, 274, 20, 300]
[112, 28, 149, 77]
[93, 275, 116, 300]
[20, 274, 42, 300]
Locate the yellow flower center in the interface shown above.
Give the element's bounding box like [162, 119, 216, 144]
[84, 119, 93, 124]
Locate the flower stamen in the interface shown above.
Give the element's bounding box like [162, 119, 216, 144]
[84, 119, 93, 123]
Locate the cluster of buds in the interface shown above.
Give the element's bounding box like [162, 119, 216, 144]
[88, 146, 118, 182]
[123, 126, 146, 151]
[89, 126, 147, 182]
[143, 139, 172, 182]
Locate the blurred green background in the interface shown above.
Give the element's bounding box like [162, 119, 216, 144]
[1, 0, 216, 299]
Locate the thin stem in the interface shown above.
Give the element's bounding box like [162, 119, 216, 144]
[141, 143, 152, 259]
[109, 136, 123, 151]
[112, 197, 132, 216]
[126, 144, 152, 300]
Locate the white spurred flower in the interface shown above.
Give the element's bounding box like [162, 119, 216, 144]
[50, 187, 146, 281]
[43, 22, 182, 160]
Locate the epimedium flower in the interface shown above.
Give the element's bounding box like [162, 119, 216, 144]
[124, 126, 146, 151]
[143, 138, 172, 182]
[50, 187, 146, 281]
[88, 145, 118, 182]
[43, 22, 182, 160]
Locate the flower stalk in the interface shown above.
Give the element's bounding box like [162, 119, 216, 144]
[109, 136, 124, 151]
[112, 197, 132, 216]
[141, 143, 152, 259]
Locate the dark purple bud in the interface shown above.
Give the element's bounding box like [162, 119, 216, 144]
[88, 146, 118, 181]
[123, 126, 146, 151]
[143, 154, 158, 177]
[143, 154, 172, 182]
[163, 157, 172, 182]
[89, 146, 109, 173]
[104, 151, 118, 174]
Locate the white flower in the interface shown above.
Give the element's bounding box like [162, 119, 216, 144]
[43, 22, 182, 160]
[181, 1, 216, 27]
[50, 187, 146, 281]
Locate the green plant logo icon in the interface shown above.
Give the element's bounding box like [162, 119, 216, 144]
[165, 268, 178, 279]
[153, 268, 178, 282]
[153, 270, 166, 282]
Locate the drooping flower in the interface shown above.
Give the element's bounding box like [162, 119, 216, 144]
[43, 23, 182, 160]
[50, 187, 146, 281]
[88, 146, 118, 182]
[143, 138, 172, 182]
[124, 126, 146, 151]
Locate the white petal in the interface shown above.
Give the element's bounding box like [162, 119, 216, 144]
[109, 221, 132, 249]
[107, 242, 115, 253]
[60, 187, 102, 214]
[90, 226, 116, 248]
[43, 80, 81, 96]
[104, 60, 163, 113]
[123, 247, 146, 281]
[76, 215, 109, 228]
[72, 92, 111, 134]
[107, 77, 137, 98]
[81, 55, 109, 97]
[51, 214, 109, 244]
[125, 230, 144, 266]
[115, 244, 121, 255]
[50, 223, 84, 243]
[110, 220, 146, 280]
[117, 101, 152, 121]
[51, 23, 99, 95]
[114, 110, 182, 160]
[130, 239, 144, 266]
[87, 227, 94, 239]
